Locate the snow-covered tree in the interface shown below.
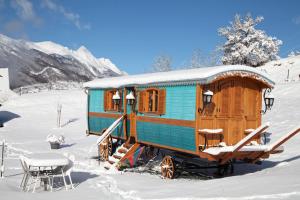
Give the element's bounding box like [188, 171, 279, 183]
[219, 14, 282, 67]
[152, 55, 172, 72]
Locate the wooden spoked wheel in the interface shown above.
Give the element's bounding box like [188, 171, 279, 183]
[161, 155, 175, 179]
[99, 136, 112, 161]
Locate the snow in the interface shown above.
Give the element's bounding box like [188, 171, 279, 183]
[84, 65, 275, 89]
[0, 66, 300, 199]
[30, 41, 122, 75]
[29, 67, 62, 76]
[203, 90, 213, 96]
[96, 115, 124, 145]
[23, 153, 69, 167]
[125, 91, 135, 100]
[112, 91, 121, 100]
[198, 129, 223, 134]
[260, 55, 300, 83]
[219, 15, 282, 67]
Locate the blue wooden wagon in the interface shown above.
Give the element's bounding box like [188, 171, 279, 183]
[84, 65, 300, 178]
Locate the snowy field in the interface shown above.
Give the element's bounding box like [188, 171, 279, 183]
[0, 80, 300, 199]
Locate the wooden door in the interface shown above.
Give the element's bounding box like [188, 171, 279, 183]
[215, 79, 245, 145]
[244, 81, 262, 142]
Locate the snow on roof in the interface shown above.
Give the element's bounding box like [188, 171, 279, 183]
[84, 65, 275, 89]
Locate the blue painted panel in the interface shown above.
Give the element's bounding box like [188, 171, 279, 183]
[89, 89, 104, 112]
[137, 85, 196, 120]
[137, 121, 196, 152]
[89, 116, 124, 138]
[126, 119, 130, 138]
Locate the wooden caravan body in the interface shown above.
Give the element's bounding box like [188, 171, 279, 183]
[84, 65, 281, 163]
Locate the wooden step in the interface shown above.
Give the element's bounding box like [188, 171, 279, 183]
[113, 154, 122, 160]
[118, 148, 128, 154]
[123, 143, 132, 149]
[108, 160, 115, 165]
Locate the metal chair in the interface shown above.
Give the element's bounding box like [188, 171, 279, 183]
[20, 156, 52, 193]
[50, 154, 75, 190]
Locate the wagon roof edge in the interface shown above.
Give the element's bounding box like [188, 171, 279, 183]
[84, 65, 275, 89]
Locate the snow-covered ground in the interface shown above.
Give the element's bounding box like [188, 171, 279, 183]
[1, 71, 300, 199]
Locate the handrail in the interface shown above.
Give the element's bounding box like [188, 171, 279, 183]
[96, 114, 126, 145]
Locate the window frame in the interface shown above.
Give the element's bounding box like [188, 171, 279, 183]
[138, 88, 166, 115]
[104, 89, 123, 112]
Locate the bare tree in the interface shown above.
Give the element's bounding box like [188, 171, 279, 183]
[188, 49, 221, 69]
[152, 55, 172, 72]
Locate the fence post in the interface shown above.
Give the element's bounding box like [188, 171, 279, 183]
[0, 140, 5, 178]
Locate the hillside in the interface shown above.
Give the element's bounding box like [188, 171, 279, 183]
[0, 34, 124, 89]
[261, 55, 300, 83]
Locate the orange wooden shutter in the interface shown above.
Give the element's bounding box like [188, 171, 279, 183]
[158, 89, 166, 115]
[103, 90, 108, 111]
[138, 91, 145, 113]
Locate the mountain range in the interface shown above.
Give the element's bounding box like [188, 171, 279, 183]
[0, 34, 124, 89]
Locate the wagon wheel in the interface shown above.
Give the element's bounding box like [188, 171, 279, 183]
[217, 161, 234, 177]
[161, 155, 175, 179]
[99, 135, 113, 161]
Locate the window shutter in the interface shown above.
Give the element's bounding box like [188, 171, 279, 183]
[138, 91, 145, 113]
[103, 90, 108, 111]
[158, 89, 166, 115]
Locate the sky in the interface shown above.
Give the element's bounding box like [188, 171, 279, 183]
[0, 0, 300, 74]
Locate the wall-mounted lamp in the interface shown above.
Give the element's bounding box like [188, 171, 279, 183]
[261, 88, 274, 114]
[198, 90, 214, 113]
[203, 90, 213, 105]
[112, 91, 121, 105]
[126, 91, 135, 106]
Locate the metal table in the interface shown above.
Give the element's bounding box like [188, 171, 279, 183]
[23, 152, 69, 191]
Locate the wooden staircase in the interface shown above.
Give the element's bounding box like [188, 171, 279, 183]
[104, 143, 144, 170]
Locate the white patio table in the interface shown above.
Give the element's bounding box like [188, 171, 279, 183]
[23, 152, 70, 191]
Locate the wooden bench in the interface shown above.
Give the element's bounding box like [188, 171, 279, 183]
[199, 129, 224, 150]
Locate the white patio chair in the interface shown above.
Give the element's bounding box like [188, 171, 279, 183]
[19, 156, 29, 190]
[51, 154, 75, 190]
[20, 156, 52, 193]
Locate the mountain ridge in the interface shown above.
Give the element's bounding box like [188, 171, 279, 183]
[0, 34, 124, 89]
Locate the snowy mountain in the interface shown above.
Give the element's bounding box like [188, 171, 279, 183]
[0, 34, 124, 89]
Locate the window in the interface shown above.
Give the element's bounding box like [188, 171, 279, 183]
[138, 88, 166, 115]
[104, 89, 122, 112]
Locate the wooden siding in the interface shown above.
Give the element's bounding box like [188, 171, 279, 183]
[197, 77, 263, 147]
[137, 85, 196, 121]
[136, 121, 196, 152]
[89, 89, 104, 113]
[89, 116, 125, 138]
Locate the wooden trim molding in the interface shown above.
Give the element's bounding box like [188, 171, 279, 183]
[89, 112, 123, 119]
[139, 141, 198, 155]
[136, 116, 195, 128]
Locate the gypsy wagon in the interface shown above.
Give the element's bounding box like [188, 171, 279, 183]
[84, 65, 300, 178]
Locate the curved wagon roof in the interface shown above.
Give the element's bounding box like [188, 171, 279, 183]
[84, 65, 275, 89]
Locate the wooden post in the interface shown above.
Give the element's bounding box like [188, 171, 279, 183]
[0, 140, 5, 178]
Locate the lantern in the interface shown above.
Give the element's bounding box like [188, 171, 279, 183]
[112, 91, 121, 105]
[203, 90, 213, 105]
[261, 88, 275, 114]
[126, 91, 135, 105]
